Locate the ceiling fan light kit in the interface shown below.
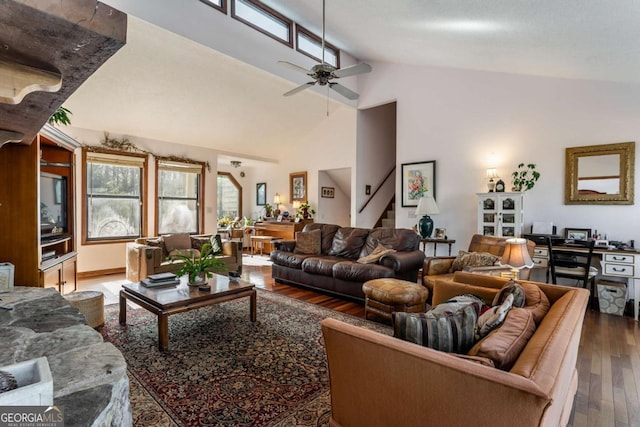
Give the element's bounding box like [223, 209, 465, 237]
[280, 0, 371, 100]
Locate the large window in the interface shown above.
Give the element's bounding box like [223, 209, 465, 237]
[232, 0, 293, 47]
[157, 160, 205, 235]
[296, 25, 339, 67]
[83, 149, 147, 242]
[217, 172, 242, 220]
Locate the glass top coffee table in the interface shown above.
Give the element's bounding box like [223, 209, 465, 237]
[119, 275, 256, 351]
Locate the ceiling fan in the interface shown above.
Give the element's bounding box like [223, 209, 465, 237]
[279, 0, 372, 100]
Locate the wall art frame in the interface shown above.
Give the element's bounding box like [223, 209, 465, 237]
[321, 186, 335, 198]
[256, 182, 266, 206]
[290, 171, 307, 202]
[401, 160, 436, 207]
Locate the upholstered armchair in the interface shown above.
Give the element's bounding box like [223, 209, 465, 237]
[422, 234, 536, 301]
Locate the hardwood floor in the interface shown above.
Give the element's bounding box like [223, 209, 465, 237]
[78, 257, 640, 427]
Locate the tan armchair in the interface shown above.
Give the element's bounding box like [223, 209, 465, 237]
[126, 234, 242, 283]
[423, 234, 536, 300]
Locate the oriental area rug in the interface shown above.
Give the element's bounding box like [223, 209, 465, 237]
[100, 289, 390, 426]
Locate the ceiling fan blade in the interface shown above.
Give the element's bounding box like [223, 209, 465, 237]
[332, 62, 372, 78]
[278, 61, 311, 75]
[283, 81, 316, 97]
[329, 82, 359, 100]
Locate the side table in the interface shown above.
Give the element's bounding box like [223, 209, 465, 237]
[421, 238, 456, 256]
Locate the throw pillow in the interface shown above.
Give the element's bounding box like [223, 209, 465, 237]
[468, 307, 537, 371]
[294, 229, 322, 255]
[393, 294, 486, 354]
[493, 280, 526, 308]
[357, 244, 397, 264]
[209, 234, 224, 255]
[476, 293, 514, 339]
[164, 233, 192, 253]
[450, 251, 499, 273]
[520, 282, 551, 325]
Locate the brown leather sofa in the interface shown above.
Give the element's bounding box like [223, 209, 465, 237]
[125, 234, 242, 282]
[423, 234, 536, 301]
[270, 223, 425, 301]
[322, 271, 589, 427]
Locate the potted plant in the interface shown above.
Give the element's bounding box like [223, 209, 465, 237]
[171, 242, 228, 285]
[264, 203, 273, 218]
[295, 201, 315, 219]
[511, 163, 540, 191]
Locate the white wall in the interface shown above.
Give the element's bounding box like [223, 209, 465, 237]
[356, 102, 397, 227]
[318, 170, 350, 226]
[358, 62, 640, 252]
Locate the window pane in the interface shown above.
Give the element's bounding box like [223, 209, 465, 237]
[234, 0, 290, 43]
[158, 200, 198, 235]
[87, 198, 141, 238]
[87, 163, 141, 196]
[298, 31, 337, 67]
[159, 170, 198, 198]
[217, 175, 240, 218]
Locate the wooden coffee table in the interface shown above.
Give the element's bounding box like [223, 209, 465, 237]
[119, 275, 256, 351]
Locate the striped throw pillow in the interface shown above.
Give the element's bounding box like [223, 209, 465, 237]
[392, 294, 487, 354]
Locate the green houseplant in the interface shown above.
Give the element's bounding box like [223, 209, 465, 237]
[511, 163, 540, 191]
[295, 201, 315, 219]
[171, 242, 228, 284]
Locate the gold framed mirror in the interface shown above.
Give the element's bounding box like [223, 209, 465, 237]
[565, 141, 635, 205]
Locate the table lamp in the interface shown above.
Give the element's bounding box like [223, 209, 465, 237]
[415, 195, 439, 238]
[273, 193, 281, 216]
[500, 238, 534, 279]
[486, 168, 498, 192]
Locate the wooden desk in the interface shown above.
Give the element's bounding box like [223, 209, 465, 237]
[420, 238, 456, 256]
[252, 220, 313, 253]
[534, 244, 640, 320]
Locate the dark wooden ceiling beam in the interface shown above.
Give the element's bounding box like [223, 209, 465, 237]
[0, 0, 127, 145]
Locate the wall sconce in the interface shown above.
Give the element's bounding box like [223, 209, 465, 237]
[486, 168, 498, 192]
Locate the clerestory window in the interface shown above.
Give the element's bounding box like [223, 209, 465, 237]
[296, 25, 339, 68]
[231, 0, 293, 47]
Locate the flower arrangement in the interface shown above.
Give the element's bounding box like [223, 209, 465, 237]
[171, 242, 227, 284]
[511, 163, 541, 191]
[217, 216, 233, 227]
[295, 201, 315, 219]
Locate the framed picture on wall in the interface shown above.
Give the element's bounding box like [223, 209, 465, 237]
[290, 171, 307, 202]
[256, 182, 266, 205]
[321, 187, 335, 198]
[401, 160, 436, 207]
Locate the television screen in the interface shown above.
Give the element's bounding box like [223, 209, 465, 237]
[40, 172, 67, 237]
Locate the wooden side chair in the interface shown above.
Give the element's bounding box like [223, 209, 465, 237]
[547, 237, 598, 307]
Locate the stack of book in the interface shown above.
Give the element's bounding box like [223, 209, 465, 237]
[141, 272, 180, 288]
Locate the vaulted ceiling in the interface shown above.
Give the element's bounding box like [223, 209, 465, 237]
[60, 0, 640, 165]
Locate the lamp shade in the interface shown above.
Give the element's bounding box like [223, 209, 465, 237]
[292, 201, 301, 209]
[273, 193, 281, 204]
[500, 238, 534, 270]
[415, 196, 439, 216]
[486, 168, 498, 179]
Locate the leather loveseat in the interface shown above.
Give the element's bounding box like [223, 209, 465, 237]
[322, 271, 589, 427]
[126, 233, 242, 283]
[270, 223, 425, 301]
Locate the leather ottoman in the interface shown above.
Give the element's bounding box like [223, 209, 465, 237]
[362, 278, 429, 321]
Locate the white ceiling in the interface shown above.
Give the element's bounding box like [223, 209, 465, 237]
[65, 0, 640, 165]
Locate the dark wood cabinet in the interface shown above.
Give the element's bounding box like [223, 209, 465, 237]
[0, 126, 80, 289]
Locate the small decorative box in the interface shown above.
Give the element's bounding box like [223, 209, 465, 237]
[0, 262, 15, 292]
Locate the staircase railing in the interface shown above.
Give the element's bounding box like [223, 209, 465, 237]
[358, 166, 395, 214]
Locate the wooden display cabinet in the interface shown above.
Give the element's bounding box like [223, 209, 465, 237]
[0, 127, 79, 291]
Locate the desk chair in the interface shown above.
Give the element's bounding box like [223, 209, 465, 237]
[546, 238, 598, 307]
